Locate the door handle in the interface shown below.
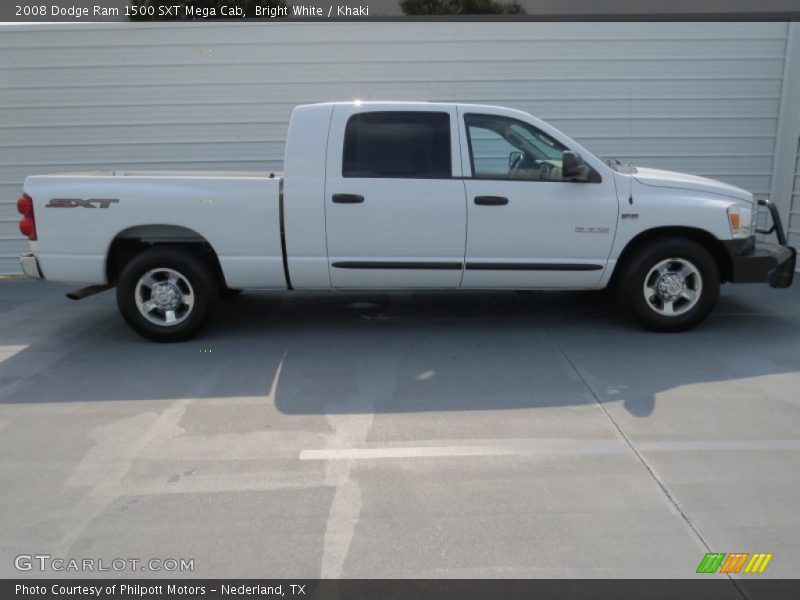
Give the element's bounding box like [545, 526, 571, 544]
[474, 196, 509, 206]
[332, 194, 364, 204]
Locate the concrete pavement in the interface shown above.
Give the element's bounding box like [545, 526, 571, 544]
[0, 280, 798, 578]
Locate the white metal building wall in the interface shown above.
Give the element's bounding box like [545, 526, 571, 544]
[790, 144, 800, 249]
[0, 21, 797, 274]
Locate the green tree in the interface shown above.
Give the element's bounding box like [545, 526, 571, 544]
[128, 0, 289, 20]
[400, 0, 525, 14]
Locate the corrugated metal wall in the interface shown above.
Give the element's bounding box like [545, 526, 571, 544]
[0, 21, 794, 274]
[790, 142, 800, 249]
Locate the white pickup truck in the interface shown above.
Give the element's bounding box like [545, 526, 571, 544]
[18, 101, 796, 342]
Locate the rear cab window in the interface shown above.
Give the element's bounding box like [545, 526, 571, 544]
[343, 112, 452, 178]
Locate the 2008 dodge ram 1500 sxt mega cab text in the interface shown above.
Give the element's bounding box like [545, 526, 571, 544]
[17, 102, 797, 342]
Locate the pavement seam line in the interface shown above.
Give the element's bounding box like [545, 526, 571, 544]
[546, 329, 750, 599]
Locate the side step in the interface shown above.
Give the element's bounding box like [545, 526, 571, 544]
[66, 284, 113, 300]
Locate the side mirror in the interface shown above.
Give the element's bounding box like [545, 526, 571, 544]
[562, 151, 592, 182]
[508, 151, 523, 169]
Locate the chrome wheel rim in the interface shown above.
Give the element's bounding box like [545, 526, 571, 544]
[643, 257, 702, 316]
[135, 268, 195, 327]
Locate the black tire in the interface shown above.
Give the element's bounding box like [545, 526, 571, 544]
[116, 246, 219, 342]
[617, 237, 720, 332]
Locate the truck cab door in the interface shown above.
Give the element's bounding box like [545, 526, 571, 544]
[324, 105, 467, 288]
[458, 108, 619, 288]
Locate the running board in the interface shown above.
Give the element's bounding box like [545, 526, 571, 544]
[66, 284, 113, 300]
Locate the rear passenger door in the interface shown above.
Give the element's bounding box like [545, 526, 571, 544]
[324, 105, 467, 288]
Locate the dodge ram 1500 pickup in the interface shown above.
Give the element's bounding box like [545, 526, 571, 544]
[17, 101, 796, 341]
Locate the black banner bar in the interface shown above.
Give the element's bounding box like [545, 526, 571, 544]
[2, 1, 800, 23]
[5, 580, 800, 600]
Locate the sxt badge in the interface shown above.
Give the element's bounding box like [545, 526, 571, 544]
[46, 199, 119, 208]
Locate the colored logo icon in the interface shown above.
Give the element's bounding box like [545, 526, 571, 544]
[696, 552, 773, 574]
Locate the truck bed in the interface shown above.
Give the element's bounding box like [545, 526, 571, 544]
[37, 170, 284, 179]
[24, 171, 287, 289]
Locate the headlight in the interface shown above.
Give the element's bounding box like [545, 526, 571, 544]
[727, 205, 754, 238]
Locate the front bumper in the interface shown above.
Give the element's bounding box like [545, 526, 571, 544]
[20, 253, 43, 279]
[723, 199, 796, 289]
[725, 239, 796, 288]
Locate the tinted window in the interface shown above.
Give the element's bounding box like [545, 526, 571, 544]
[465, 113, 568, 182]
[343, 112, 451, 178]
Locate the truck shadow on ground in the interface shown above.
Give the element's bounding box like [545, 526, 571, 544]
[2, 282, 798, 419]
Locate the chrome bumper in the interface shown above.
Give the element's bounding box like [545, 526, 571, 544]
[20, 253, 42, 279]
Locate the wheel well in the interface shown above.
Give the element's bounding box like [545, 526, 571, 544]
[611, 227, 732, 285]
[106, 225, 226, 287]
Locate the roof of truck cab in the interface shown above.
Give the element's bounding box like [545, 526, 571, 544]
[296, 100, 530, 117]
[302, 101, 457, 108]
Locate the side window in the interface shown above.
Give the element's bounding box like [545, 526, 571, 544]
[467, 127, 519, 177]
[343, 112, 451, 178]
[465, 113, 568, 182]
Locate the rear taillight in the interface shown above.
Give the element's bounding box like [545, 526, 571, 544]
[17, 193, 37, 241]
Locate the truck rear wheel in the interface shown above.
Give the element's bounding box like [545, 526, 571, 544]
[619, 237, 720, 332]
[116, 247, 219, 342]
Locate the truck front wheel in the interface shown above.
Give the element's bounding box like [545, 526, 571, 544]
[619, 238, 720, 332]
[116, 247, 219, 342]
